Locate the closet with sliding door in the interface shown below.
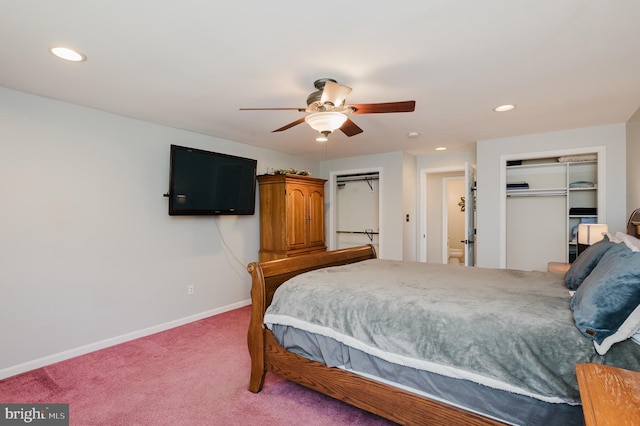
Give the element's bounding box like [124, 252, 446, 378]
[505, 152, 601, 271]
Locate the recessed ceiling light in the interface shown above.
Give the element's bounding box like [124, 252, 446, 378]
[407, 131, 420, 139]
[435, 146, 447, 151]
[50, 47, 86, 62]
[493, 104, 516, 112]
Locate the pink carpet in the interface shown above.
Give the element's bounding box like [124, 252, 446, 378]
[0, 306, 395, 425]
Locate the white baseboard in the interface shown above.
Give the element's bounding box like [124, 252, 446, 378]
[0, 299, 251, 380]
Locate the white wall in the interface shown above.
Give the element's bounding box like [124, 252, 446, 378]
[320, 151, 406, 260]
[627, 107, 640, 214]
[402, 152, 417, 261]
[416, 150, 477, 171]
[0, 88, 317, 377]
[476, 124, 627, 268]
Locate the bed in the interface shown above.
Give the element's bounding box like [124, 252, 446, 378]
[246, 209, 640, 425]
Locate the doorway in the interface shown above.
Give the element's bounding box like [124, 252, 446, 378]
[419, 163, 476, 265]
[443, 177, 466, 265]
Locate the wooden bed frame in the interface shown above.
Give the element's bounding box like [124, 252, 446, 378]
[246, 245, 506, 425]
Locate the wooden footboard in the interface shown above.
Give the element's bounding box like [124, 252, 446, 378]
[246, 245, 377, 392]
[246, 245, 506, 426]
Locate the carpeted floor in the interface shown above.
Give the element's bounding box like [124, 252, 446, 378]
[0, 306, 395, 425]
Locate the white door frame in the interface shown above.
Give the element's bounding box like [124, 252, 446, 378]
[418, 165, 465, 262]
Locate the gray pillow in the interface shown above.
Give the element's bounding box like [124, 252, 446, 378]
[571, 242, 640, 354]
[565, 237, 615, 290]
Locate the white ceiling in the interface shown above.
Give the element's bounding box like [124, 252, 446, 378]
[2, 1, 639, 160]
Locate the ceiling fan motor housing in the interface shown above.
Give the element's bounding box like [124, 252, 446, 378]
[307, 78, 338, 110]
[306, 90, 324, 110]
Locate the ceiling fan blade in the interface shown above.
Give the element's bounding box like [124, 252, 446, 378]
[349, 100, 416, 114]
[272, 117, 306, 133]
[240, 107, 306, 111]
[339, 118, 364, 137]
[321, 80, 352, 107]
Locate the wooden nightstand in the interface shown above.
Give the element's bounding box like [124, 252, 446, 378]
[576, 363, 640, 425]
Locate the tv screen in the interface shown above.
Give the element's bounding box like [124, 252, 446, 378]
[168, 145, 257, 216]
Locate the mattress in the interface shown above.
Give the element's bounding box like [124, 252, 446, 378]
[264, 258, 640, 425]
[271, 324, 582, 426]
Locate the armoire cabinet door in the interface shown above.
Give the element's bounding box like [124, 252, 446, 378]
[307, 187, 325, 246]
[286, 183, 308, 249]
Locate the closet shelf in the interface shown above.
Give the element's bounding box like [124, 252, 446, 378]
[568, 186, 597, 191]
[337, 230, 379, 234]
[506, 188, 567, 197]
[337, 230, 378, 242]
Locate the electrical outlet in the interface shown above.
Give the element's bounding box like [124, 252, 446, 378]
[187, 284, 194, 295]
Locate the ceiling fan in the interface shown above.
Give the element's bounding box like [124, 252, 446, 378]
[240, 78, 416, 142]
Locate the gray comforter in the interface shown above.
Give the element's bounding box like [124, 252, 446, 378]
[264, 259, 604, 404]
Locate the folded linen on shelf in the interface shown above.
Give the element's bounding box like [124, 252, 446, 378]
[569, 181, 595, 189]
[570, 207, 597, 216]
[507, 181, 529, 190]
[558, 154, 597, 163]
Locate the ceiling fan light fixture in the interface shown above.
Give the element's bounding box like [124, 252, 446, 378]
[315, 134, 329, 143]
[305, 112, 348, 133]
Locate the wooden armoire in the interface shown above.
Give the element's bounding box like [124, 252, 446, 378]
[257, 174, 327, 261]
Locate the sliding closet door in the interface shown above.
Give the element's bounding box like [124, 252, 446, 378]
[506, 195, 567, 271]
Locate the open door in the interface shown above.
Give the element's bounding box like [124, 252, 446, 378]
[464, 162, 476, 266]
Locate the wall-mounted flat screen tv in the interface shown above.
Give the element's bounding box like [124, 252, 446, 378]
[168, 144, 257, 216]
